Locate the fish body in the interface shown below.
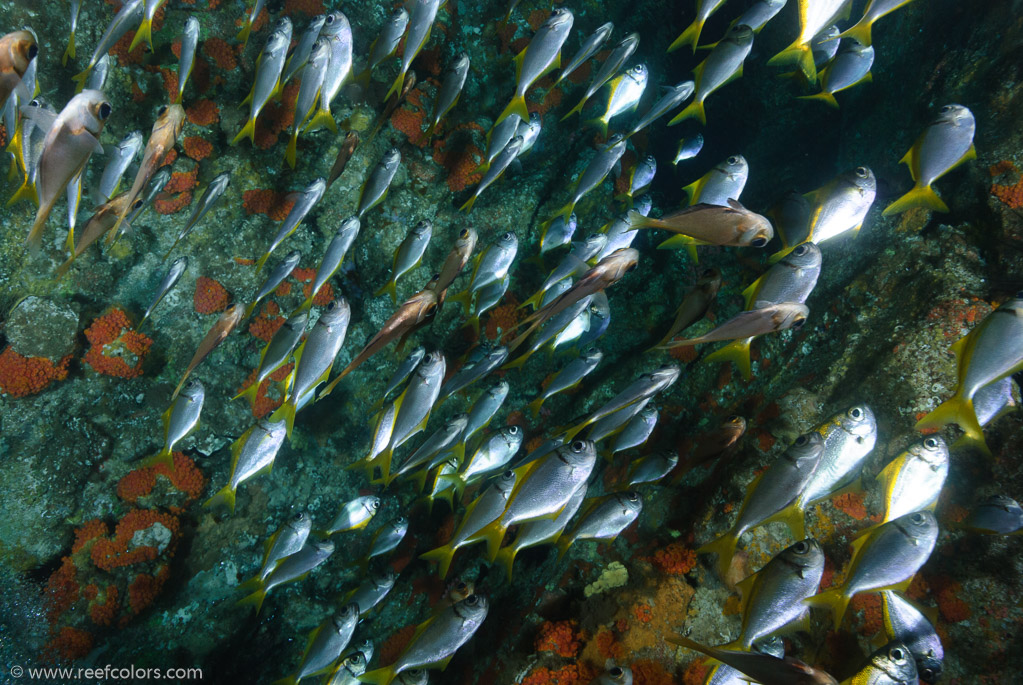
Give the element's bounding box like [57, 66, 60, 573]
[296, 217, 361, 314]
[7, 97, 50, 207]
[563, 32, 640, 119]
[670, 25, 754, 126]
[608, 406, 658, 456]
[839, 0, 916, 46]
[327, 131, 360, 189]
[246, 251, 303, 319]
[133, 256, 186, 330]
[324, 495, 380, 536]
[233, 309, 309, 409]
[806, 511, 938, 630]
[345, 569, 396, 618]
[527, 346, 602, 416]
[798, 405, 877, 507]
[460, 135, 523, 212]
[539, 213, 578, 257]
[549, 135, 628, 226]
[669, 0, 728, 53]
[434, 228, 479, 298]
[627, 80, 696, 138]
[685, 154, 749, 207]
[281, 14, 327, 87]
[233, 18, 293, 146]
[374, 351, 447, 478]
[496, 8, 574, 125]
[523, 233, 605, 309]
[173, 304, 245, 399]
[673, 134, 704, 165]
[452, 426, 523, 494]
[654, 268, 721, 348]
[166, 171, 231, 258]
[884, 104, 976, 216]
[98, 131, 143, 203]
[325, 652, 368, 685]
[386, 0, 443, 100]
[426, 53, 470, 136]
[126, 164, 169, 226]
[447, 232, 518, 314]
[286, 37, 331, 168]
[478, 114, 521, 174]
[635, 200, 773, 256]
[437, 346, 509, 400]
[365, 517, 409, 563]
[280, 603, 360, 684]
[961, 494, 1023, 534]
[258, 512, 312, 581]
[72, 1, 143, 89]
[359, 8, 409, 88]
[625, 451, 679, 487]
[801, 39, 874, 108]
[306, 15, 353, 134]
[377, 220, 433, 302]
[565, 365, 680, 441]
[556, 491, 642, 557]
[556, 22, 613, 86]
[373, 347, 426, 414]
[707, 637, 785, 685]
[667, 634, 839, 685]
[57, 193, 138, 275]
[589, 64, 648, 137]
[391, 414, 468, 484]
[462, 382, 510, 447]
[767, 0, 852, 83]
[205, 418, 288, 513]
[358, 148, 402, 218]
[618, 156, 656, 209]
[514, 112, 542, 156]
[150, 379, 205, 468]
[176, 16, 201, 104]
[493, 480, 587, 581]
[237, 538, 334, 612]
[63, 1, 82, 65]
[257, 178, 327, 270]
[876, 437, 948, 523]
[731, 0, 787, 33]
[880, 591, 943, 683]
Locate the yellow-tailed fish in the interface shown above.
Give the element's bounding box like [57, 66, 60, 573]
[236, 538, 334, 613]
[236, 0, 266, 46]
[425, 53, 470, 137]
[476, 113, 520, 175]
[631, 200, 773, 257]
[321, 495, 380, 537]
[357, 148, 401, 217]
[244, 250, 302, 319]
[768, 189, 812, 249]
[884, 104, 976, 216]
[705, 242, 821, 379]
[233, 18, 292, 146]
[879, 591, 943, 683]
[165, 171, 231, 259]
[285, 37, 331, 169]
[421, 470, 517, 578]
[126, 164, 170, 227]
[916, 297, 1023, 444]
[85, 53, 112, 92]
[108, 103, 186, 247]
[370, 346, 426, 415]
[460, 135, 523, 212]
[839, 0, 917, 47]
[730, 0, 787, 34]
[662, 302, 806, 350]
[607, 406, 658, 457]
[652, 267, 721, 349]
[469, 439, 598, 561]
[461, 381, 510, 448]
[536, 213, 578, 263]
[514, 111, 542, 156]
[797, 405, 877, 507]
[143, 379, 205, 469]
[24, 90, 111, 251]
[326, 652, 369, 684]
[845, 641, 918, 684]
[587, 63, 648, 138]
[204, 418, 287, 513]
[352, 404, 399, 481]
[424, 457, 460, 513]
[320, 290, 439, 397]
[556, 22, 613, 86]
[673, 133, 704, 165]
[875, 436, 948, 524]
[130, 0, 168, 53]
[493, 480, 587, 582]
[541, 134, 626, 235]
[464, 276, 511, 335]
[624, 450, 679, 487]
[233, 309, 309, 409]
[685, 154, 749, 207]
[562, 365, 680, 442]
[6, 97, 49, 207]
[563, 32, 639, 120]
[386, 0, 443, 101]
[446, 232, 518, 315]
[770, 166, 875, 262]
[495, 8, 574, 125]
[556, 491, 642, 559]
[666, 634, 839, 685]
[71, 1, 143, 90]
[63, 0, 82, 66]
[960, 495, 1023, 535]
[327, 131, 360, 189]
[767, 0, 852, 83]
[255, 177, 326, 270]
[59, 196, 144, 277]
[295, 216, 360, 314]
[344, 569, 396, 619]
[669, 0, 728, 53]
[800, 39, 874, 108]
[360, 595, 489, 685]
[389, 413, 467, 486]
[305, 14, 353, 134]
[616, 154, 656, 208]
[725, 539, 825, 648]
[280, 14, 327, 87]
[437, 346, 509, 401]
[705, 636, 785, 685]
[275, 603, 359, 685]
[626, 80, 695, 138]
[527, 346, 602, 417]
[254, 511, 311, 582]
[587, 395, 650, 445]
[444, 426, 522, 497]
[357, 8, 409, 89]
[96, 130, 143, 203]
[377, 220, 433, 302]
[65, 171, 84, 251]
[953, 376, 1019, 452]
[805, 511, 937, 630]
[434, 227, 478, 299]
[2, 33, 36, 172]
[139, 255, 187, 328]
[361, 516, 408, 568]
[272, 298, 351, 436]
[670, 25, 753, 126]
[172, 304, 244, 399]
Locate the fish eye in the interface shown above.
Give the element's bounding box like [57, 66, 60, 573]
[459, 229, 469, 238]
[325, 13, 335, 23]
[293, 512, 305, 520]
[571, 440, 585, 452]
[795, 434, 808, 446]
[29, 98, 39, 107]
[855, 166, 868, 177]
[891, 647, 905, 661]
[99, 102, 112, 120]
[911, 512, 926, 524]
[849, 407, 863, 419]
[508, 426, 520, 434]
[628, 492, 639, 502]
[924, 437, 939, 449]
[132, 199, 144, 209]
[793, 541, 809, 553]
[502, 232, 514, 241]
[370, 498, 380, 509]
[794, 244, 808, 256]
[625, 261, 638, 273]
[502, 470, 513, 479]
[728, 156, 740, 165]
[158, 105, 168, 117]
[27, 43, 38, 59]
[751, 237, 768, 248]
[609, 667, 624, 677]
[465, 594, 479, 606]
[727, 415, 740, 422]
[921, 668, 935, 679]
[701, 268, 715, 278]
[791, 316, 806, 328]
[940, 105, 952, 112]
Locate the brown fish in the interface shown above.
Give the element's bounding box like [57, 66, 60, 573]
[0, 30, 36, 113]
[370, 70, 417, 141]
[326, 131, 360, 189]
[510, 248, 639, 353]
[108, 104, 186, 245]
[671, 415, 747, 484]
[57, 193, 142, 277]
[433, 227, 479, 302]
[173, 304, 244, 399]
[652, 267, 721, 349]
[661, 302, 808, 348]
[628, 200, 774, 251]
[25, 90, 111, 251]
[667, 634, 838, 685]
[320, 287, 439, 397]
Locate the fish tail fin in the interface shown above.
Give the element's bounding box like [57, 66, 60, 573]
[555, 535, 573, 561]
[358, 666, 398, 685]
[459, 194, 478, 213]
[668, 99, 705, 126]
[704, 338, 753, 381]
[285, 133, 298, 169]
[882, 184, 948, 216]
[502, 352, 530, 370]
[203, 485, 237, 514]
[767, 244, 796, 265]
[236, 22, 253, 46]
[7, 176, 37, 207]
[668, 18, 703, 53]
[424, 120, 439, 138]
[561, 97, 587, 121]
[494, 545, 519, 582]
[56, 257, 75, 279]
[445, 289, 472, 315]
[25, 210, 48, 252]
[526, 396, 545, 418]
[70, 68, 90, 91]
[804, 588, 852, 631]
[768, 42, 817, 83]
[142, 448, 176, 470]
[696, 532, 739, 579]
[583, 116, 609, 139]
[232, 118, 256, 146]
[798, 91, 839, 108]
[278, 401, 298, 438]
[254, 251, 272, 272]
[354, 68, 372, 91]
[62, 34, 76, 66]
[233, 382, 261, 411]
[466, 314, 481, 336]
[915, 395, 982, 442]
[234, 587, 267, 614]
[518, 289, 545, 311]
[838, 19, 873, 47]
[271, 676, 297, 685]
[495, 94, 529, 127]
[385, 72, 406, 102]
[471, 521, 507, 563]
[420, 544, 456, 579]
[303, 108, 338, 134]
[129, 19, 153, 53]
[374, 279, 398, 303]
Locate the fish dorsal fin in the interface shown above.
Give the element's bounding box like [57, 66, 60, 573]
[682, 175, 707, 205]
[301, 623, 324, 661]
[19, 104, 58, 136]
[846, 528, 873, 568]
[513, 46, 527, 84]
[948, 332, 970, 362]
[408, 613, 439, 648]
[735, 570, 758, 617]
[262, 528, 281, 559]
[691, 58, 707, 88]
[161, 403, 173, 443]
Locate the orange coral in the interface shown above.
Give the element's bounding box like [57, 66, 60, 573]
[45, 557, 79, 623]
[165, 167, 200, 194]
[90, 509, 180, 572]
[431, 123, 484, 192]
[186, 99, 220, 126]
[254, 82, 299, 150]
[284, 0, 325, 15]
[632, 603, 654, 623]
[160, 69, 179, 103]
[291, 267, 316, 282]
[243, 189, 295, 221]
[668, 344, 698, 363]
[128, 565, 170, 615]
[302, 281, 334, 307]
[183, 136, 213, 161]
[203, 37, 237, 70]
[0, 346, 71, 398]
[83, 309, 152, 379]
[485, 302, 520, 341]
[535, 619, 582, 657]
[681, 660, 711, 685]
[833, 492, 868, 520]
[73, 520, 110, 554]
[194, 276, 230, 314]
[43, 626, 94, 663]
[236, 362, 294, 418]
[991, 164, 1023, 208]
[527, 9, 550, 31]
[651, 542, 697, 575]
[154, 191, 193, 215]
[117, 453, 206, 508]
[632, 660, 675, 685]
[88, 585, 120, 626]
[109, 30, 144, 65]
[379, 624, 417, 666]
[595, 628, 625, 660]
[249, 301, 285, 342]
[930, 575, 971, 623]
[521, 663, 600, 685]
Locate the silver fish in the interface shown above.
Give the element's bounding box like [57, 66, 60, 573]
[463, 381, 510, 446]
[811, 25, 842, 68]
[493, 479, 587, 581]
[365, 516, 408, 561]
[556, 22, 613, 85]
[324, 495, 380, 535]
[239, 538, 335, 612]
[257, 511, 312, 581]
[139, 256, 187, 327]
[609, 406, 658, 456]
[257, 177, 326, 270]
[233, 17, 293, 145]
[626, 451, 679, 487]
[71, 0, 143, 89]
[307, 14, 353, 133]
[386, 351, 447, 456]
[281, 14, 327, 86]
[297, 216, 361, 314]
[557, 491, 643, 556]
[626, 80, 696, 137]
[801, 39, 874, 107]
[587, 396, 649, 445]
[438, 346, 509, 400]
[880, 591, 943, 683]
[496, 8, 573, 124]
[129, 0, 169, 52]
[358, 148, 401, 217]
[733, 0, 787, 33]
[480, 113, 521, 173]
[236, 0, 266, 46]
[467, 275, 511, 333]
[176, 16, 201, 104]
[165, 171, 231, 258]
[84, 54, 111, 92]
[546, 135, 627, 227]
[668, 0, 728, 53]
[246, 250, 302, 319]
[566, 365, 681, 440]
[877, 436, 949, 523]
[205, 418, 288, 513]
[98, 130, 143, 203]
[392, 413, 468, 482]
[590, 63, 648, 135]
[63, 0, 82, 66]
[361, 8, 409, 85]
[962, 494, 1023, 534]
[386, 0, 443, 100]
[456, 425, 523, 489]
[670, 24, 754, 126]
[851, 641, 919, 684]
[66, 171, 84, 243]
[152, 378, 205, 467]
[514, 112, 542, 156]
[127, 165, 170, 225]
[447, 232, 518, 314]
[233, 309, 309, 408]
[798, 405, 877, 507]
[325, 652, 367, 685]
[346, 568, 396, 617]
[564, 32, 640, 119]
[673, 133, 704, 165]
[286, 36, 331, 167]
[377, 220, 433, 302]
[374, 346, 426, 413]
[527, 347, 602, 416]
[839, 0, 917, 46]
[426, 53, 470, 136]
[461, 135, 523, 212]
[282, 603, 359, 683]
[707, 637, 786, 685]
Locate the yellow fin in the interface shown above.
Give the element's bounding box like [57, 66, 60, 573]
[760, 502, 807, 540]
[667, 99, 705, 126]
[62, 33, 76, 66]
[6, 177, 37, 207]
[358, 665, 398, 685]
[882, 184, 948, 216]
[232, 117, 256, 146]
[704, 338, 754, 381]
[495, 94, 528, 127]
[128, 19, 153, 53]
[420, 544, 457, 579]
[303, 108, 337, 134]
[915, 395, 982, 442]
[203, 484, 237, 513]
[798, 91, 839, 108]
[697, 532, 739, 580]
[803, 588, 851, 631]
[668, 17, 704, 54]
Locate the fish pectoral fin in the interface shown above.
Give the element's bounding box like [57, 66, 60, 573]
[19, 103, 58, 136]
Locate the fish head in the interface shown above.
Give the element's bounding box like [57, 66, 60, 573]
[489, 380, 511, 400]
[180, 378, 206, 403]
[599, 665, 632, 684]
[454, 593, 490, 622]
[582, 346, 604, 364]
[726, 24, 755, 47]
[211, 171, 232, 192]
[604, 133, 627, 154]
[284, 309, 311, 332]
[698, 267, 724, 294]
[321, 11, 347, 34]
[934, 103, 974, 130]
[318, 297, 352, 327]
[446, 413, 470, 436]
[495, 469, 517, 494]
[633, 195, 652, 216]
[313, 537, 336, 555]
[627, 63, 648, 83]
[785, 431, 825, 467]
[364, 495, 382, 516]
[446, 579, 475, 604]
[396, 669, 428, 685]
[580, 232, 608, 254]
[338, 215, 361, 239]
[267, 18, 293, 50]
[599, 247, 640, 281]
[372, 567, 397, 590]
[456, 226, 479, 253]
[718, 154, 749, 181]
[382, 147, 402, 168]
[416, 350, 446, 383]
[916, 651, 943, 684]
[544, 7, 574, 29]
[907, 435, 949, 471]
[335, 602, 360, 631]
[836, 404, 877, 439]
[4, 30, 37, 75]
[869, 642, 919, 682]
[391, 516, 409, 536]
[772, 302, 810, 330]
[453, 52, 471, 71]
[343, 651, 367, 674]
[503, 135, 524, 157]
[73, 90, 113, 137]
[560, 439, 598, 470]
[389, 7, 409, 28]
[721, 414, 748, 438]
[282, 249, 304, 271]
[285, 510, 311, 535]
[843, 165, 877, 198]
[782, 241, 823, 269]
[261, 417, 288, 443]
[620, 491, 643, 515]
[500, 424, 524, 451]
[412, 219, 433, 238]
[778, 538, 825, 576]
[154, 103, 186, 138]
[893, 510, 938, 545]
[753, 634, 786, 658]
[647, 364, 682, 388]
[496, 230, 519, 252]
